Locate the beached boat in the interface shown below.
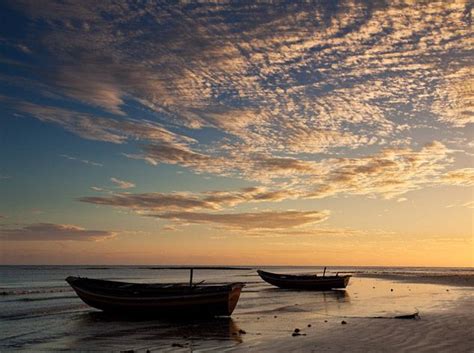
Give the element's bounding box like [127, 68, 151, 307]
[66, 276, 245, 317]
[257, 269, 350, 290]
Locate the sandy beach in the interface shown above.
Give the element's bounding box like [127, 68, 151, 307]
[227, 273, 474, 353]
[354, 272, 474, 288]
[232, 299, 473, 353]
[1, 267, 473, 352]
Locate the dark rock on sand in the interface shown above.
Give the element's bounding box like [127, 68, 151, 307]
[341, 320, 347, 325]
[239, 329, 247, 335]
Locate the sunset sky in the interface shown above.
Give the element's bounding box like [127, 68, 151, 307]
[0, 1, 472, 266]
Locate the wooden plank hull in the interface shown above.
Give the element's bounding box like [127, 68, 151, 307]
[66, 277, 244, 317]
[257, 270, 350, 290]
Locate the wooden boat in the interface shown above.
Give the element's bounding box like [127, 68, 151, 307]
[257, 269, 350, 290]
[66, 276, 245, 317]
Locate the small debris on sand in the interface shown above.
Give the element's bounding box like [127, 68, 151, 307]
[292, 329, 302, 336]
[372, 312, 420, 320]
[391, 289, 394, 292]
[171, 343, 184, 348]
[307, 324, 312, 327]
[394, 312, 420, 320]
[238, 329, 247, 335]
[341, 320, 347, 325]
[274, 315, 278, 318]
[324, 320, 328, 323]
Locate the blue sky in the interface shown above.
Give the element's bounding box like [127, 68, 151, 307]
[0, 1, 472, 265]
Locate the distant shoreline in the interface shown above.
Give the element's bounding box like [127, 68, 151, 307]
[354, 273, 474, 287]
[139, 266, 254, 270]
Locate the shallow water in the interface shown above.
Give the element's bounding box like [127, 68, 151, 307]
[1, 266, 472, 351]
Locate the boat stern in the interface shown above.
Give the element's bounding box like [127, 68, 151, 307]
[227, 283, 245, 315]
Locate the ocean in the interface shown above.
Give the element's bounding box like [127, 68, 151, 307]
[1, 266, 472, 351]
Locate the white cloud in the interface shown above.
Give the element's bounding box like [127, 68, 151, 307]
[153, 210, 330, 231]
[0, 223, 116, 241]
[79, 186, 294, 213]
[4, 1, 471, 157]
[60, 154, 103, 167]
[2, 1, 472, 215]
[110, 177, 135, 189]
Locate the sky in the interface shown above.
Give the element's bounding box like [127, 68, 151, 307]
[0, 0, 472, 267]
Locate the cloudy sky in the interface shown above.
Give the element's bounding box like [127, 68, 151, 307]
[0, 1, 472, 266]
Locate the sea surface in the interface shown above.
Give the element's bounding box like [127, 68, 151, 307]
[1, 265, 472, 352]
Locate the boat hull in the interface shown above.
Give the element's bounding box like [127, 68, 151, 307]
[257, 270, 350, 290]
[66, 277, 244, 317]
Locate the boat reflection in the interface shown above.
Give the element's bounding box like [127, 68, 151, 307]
[262, 287, 350, 301]
[242, 287, 350, 317]
[67, 311, 244, 350]
[322, 289, 350, 302]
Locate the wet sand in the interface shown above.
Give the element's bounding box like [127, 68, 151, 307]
[233, 299, 473, 353]
[230, 291, 473, 352]
[2, 269, 473, 352]
[224, 274, 474, 353]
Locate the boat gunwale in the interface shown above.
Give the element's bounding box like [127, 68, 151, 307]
[69, 282, 244, 302]
[257, 270, 351, 282]
[66, 276, 245, 299]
